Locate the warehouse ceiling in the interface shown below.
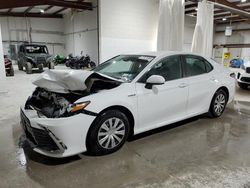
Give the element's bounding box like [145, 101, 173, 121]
[186, 0, 250, 25]
[0, 0, 248, 23]
[0, 0, 94, 18]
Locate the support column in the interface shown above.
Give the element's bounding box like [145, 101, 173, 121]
[0, 24, 6, 92]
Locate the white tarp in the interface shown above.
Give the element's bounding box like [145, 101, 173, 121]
[191, 1, 214, 57]
[157, 0, 184, 51]
[33, 70, 93, 93]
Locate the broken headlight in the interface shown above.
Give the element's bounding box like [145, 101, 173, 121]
[66, 101, 91, 116]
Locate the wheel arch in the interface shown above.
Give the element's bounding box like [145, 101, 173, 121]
[101, 105, 135, 137]
[91, 105, 135, 138]
[216, 86, 229, 101]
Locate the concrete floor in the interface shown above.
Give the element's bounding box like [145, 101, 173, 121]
[0, 65, 250, 188]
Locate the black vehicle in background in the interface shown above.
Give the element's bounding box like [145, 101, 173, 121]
[65, 54, 75, 68]
[17, 44, 54, 74]
[65, 54, 96, 69]
[4, 55, 14, 76]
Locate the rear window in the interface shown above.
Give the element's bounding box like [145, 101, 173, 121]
[25, 46, 48, 54]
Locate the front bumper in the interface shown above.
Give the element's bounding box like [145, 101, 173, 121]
[20, 107, 96, 158]
[237, 69, 250, 84]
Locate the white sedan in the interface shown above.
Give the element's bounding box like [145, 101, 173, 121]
[20, 52, 235, 157]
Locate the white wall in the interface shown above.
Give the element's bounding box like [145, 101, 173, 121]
[184, 15, 196, 52]
[99, 0, 159, 62]
[0, 17, 65, 56]
[63, 7, 98, 63]
[99, 0, 196, 62]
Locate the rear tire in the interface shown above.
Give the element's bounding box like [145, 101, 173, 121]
[18, 61, 23, 71]
[25, 62, 32, 74]
[238, 82, 249, 90]
[86, 110, 130, 156]
[9, 66, 14, 76]
[208, 89, 228, 118]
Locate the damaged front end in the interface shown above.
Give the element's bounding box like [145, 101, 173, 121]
[24, 70, 122, 118]
[20, 70, 123, 157]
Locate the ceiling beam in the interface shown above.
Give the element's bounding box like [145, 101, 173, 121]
[44, 5, 53, 11]
[214, 12, 232, 18]
[185, 3, 197, 9]
[24, 6, 34, 13]
[53, 7, 67, 14]
[215, 18, 248, 24]
[214, 43, 250, 48]
[0, 0, 93, 10]
[216, 28, 250, 33]
[46, 0, 93, 10]
[210, 0, 250, 18]
[0, 0, 47, 9]
[0, 12, 63, 18]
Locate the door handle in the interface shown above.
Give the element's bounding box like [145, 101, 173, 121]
[178, 83, 188, 88]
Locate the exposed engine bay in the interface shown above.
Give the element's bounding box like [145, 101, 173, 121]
[25, 71, 122, 118]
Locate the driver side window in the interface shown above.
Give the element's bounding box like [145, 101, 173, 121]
[140, 55, 182, 83]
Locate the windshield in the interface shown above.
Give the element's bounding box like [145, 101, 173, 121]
[94, 55, 155, 82]
[25, 46, 48, 54]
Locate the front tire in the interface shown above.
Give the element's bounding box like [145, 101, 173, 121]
[86, 110, 130, 155]
[38, 64, 43, 72]
[209, 89, 228, 118]
[49, 61, 55, 69]
[18, 61, 23, 71]
[25, 62, 32, 74]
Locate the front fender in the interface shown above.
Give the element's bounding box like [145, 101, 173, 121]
[76, 83, 138, 123]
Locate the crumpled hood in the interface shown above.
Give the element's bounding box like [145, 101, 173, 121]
[33, 70, 94, 93]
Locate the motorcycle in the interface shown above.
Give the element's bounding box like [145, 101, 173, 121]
[65, 54, 75, 67]
[53, 55, 66, 65]
[65, 53, 96, 69]
[73, 55, 96, 69]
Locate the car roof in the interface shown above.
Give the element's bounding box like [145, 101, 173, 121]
[22, 44, 46, 47]
[124, 51, 207, 59]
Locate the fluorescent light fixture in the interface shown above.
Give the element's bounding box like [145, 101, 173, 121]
[40, 9, 45, 13]
[241, 0, 247, 2]
[222, 17, 227, 21]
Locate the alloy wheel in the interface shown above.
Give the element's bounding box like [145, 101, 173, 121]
[214, 93, 226, 115]
[97, 118, 125, 149]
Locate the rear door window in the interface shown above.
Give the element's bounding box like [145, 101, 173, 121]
[184, 55, 213, 77]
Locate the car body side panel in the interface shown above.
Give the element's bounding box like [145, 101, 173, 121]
[185, 71, 218, 116]
[135, 79, 188, 134]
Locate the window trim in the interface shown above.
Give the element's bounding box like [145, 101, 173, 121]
[138, 55, 184, 83]
[182, 55, 214, 78]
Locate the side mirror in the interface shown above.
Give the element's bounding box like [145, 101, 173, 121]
[145, 75, 165, 89]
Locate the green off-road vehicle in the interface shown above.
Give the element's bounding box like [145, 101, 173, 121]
[17, 44, 54, 74]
